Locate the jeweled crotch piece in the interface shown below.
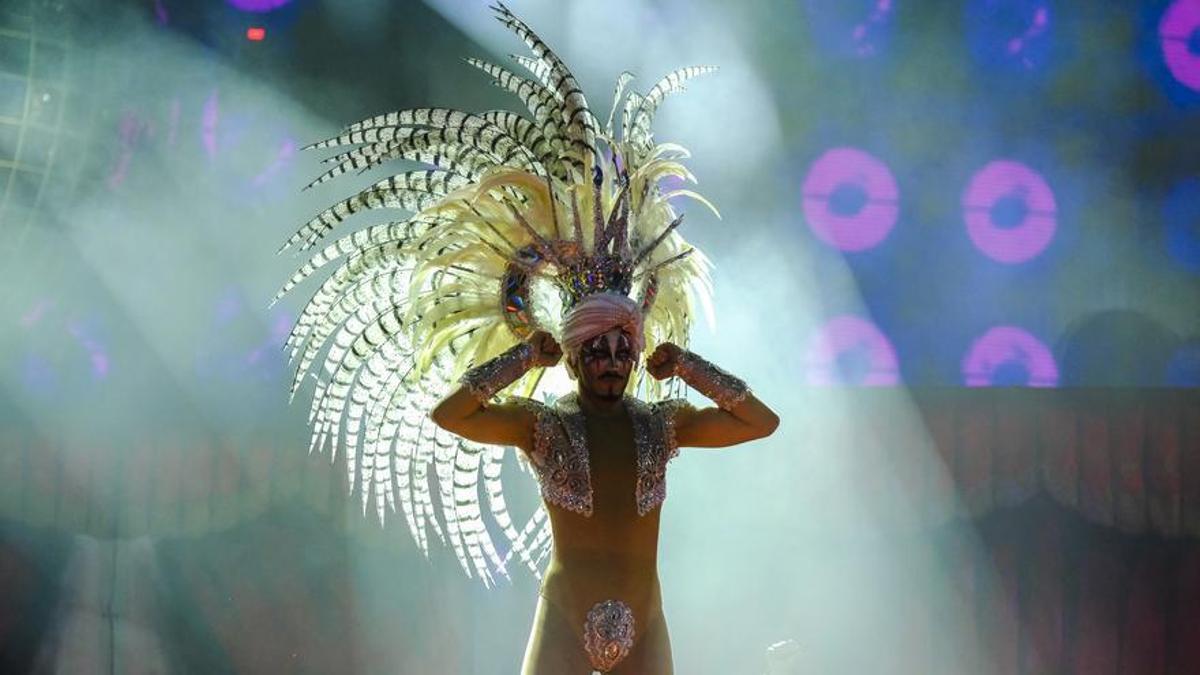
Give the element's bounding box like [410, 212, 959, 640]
[583, 599, 636, 672]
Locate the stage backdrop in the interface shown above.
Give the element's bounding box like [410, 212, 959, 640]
[1, 0, 1199, 673]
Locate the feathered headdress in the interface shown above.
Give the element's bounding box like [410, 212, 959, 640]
[274, 2, 717, 586]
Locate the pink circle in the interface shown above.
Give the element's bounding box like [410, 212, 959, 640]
[961, 160, 1057, 264]
[804, 315, 900, 386]
[1160, 0, 1200, 91]
[802, 147, 899, 252]
[961, 326, 1058, 387]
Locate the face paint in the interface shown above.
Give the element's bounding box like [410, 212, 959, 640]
[582, 330, 633, 367]
[572, 328, 638, 401]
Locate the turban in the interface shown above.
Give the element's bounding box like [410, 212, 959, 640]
[560, 292, 645, 356]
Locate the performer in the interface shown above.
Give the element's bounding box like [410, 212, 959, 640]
[433, 314, 777, 672]
[275, 3, 777, 672]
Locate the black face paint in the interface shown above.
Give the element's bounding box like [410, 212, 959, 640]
[581, 331, 634, 370]
[576, 329, 637, 401]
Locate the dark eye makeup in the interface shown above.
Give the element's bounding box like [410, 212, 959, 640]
[582, 348, 633, 362]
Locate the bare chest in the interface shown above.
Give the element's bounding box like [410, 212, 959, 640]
[584, 417, 637, 513]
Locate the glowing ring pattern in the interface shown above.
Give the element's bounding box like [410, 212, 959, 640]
[1160, 0, 1200, 92]
[802, 147, 899, 252]
[961, 160, 1057, 264]
[804, 315, 900, 386]
[961, 326, 1058, 387]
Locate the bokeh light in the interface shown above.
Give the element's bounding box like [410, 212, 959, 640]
[1166, 340, 1200, 385]
[1159, 0, 1200, 91]
[802, 0, 896, 58]
[13, 300, 111, 397]
[1057, 310, 1179, 386]
[961, 159, 1057, 264]
[194, 287, 292, 383]
[1163, 177, 1200, 274]
[961, 325, 1058, 387]
[966, 0, 1054, 72]
[801, 147, 899, 252]
[804, 315, 900, 386]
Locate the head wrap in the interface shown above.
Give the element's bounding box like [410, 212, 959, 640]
[561, 292, 645, 357]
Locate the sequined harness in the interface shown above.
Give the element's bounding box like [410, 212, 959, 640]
[515, 392, 690, 517]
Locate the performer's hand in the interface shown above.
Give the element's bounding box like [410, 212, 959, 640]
[646, 342, 683, 380]
[526, 330, 563, 368]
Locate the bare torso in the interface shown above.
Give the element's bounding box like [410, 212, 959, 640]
[537, 403, 664, 631]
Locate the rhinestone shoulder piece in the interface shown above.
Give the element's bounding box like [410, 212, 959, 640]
[512, 393, 593, 516]
[631, 397, 694, 516]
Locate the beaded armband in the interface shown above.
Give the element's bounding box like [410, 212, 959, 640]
[459, 341, 535, 403]
[672, 350, 750, 410]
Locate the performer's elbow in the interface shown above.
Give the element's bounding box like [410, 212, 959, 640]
[429, 406, 448, 430]
[760, 411, 780, 438]
[746, 405, 779, 439]
[429, 399, 458, 432]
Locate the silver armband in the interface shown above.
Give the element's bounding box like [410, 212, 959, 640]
[460, 341, 535, 403]
[673, 350, 750, 410]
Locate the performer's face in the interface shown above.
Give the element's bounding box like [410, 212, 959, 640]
[571, 328, 637, 402]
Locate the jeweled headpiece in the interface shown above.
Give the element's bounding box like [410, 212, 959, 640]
[273, 2, 717, 586]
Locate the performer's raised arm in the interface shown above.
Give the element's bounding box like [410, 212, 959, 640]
[429, 330, 561, 452]
[646, 342, 779, 448]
